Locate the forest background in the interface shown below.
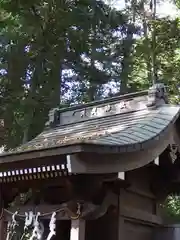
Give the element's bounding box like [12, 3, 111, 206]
[1, 0, 180, 217]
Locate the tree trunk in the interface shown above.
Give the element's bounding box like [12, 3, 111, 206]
[120, 0, 136, 94]
[151, 0, 157, 84]
[142, 0, 152, 84]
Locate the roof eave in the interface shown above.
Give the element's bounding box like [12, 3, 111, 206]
[0, 142, 132, 164]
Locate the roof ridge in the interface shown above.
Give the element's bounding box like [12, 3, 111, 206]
[45, 83, 168, 129]
[45, 90, 148, 129]
[59, 90, 148, 113]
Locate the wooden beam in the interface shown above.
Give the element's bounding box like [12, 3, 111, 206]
[70, 219, 86, 240]
[5, 191, 118, 221]
[126, 186, 155, 199]
[2, 173, 117, 188]
[120, 206, 163, 225]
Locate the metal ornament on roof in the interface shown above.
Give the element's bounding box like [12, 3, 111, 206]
[146, 83, 168, 108]
[169, 144, 178, 164]
[45, 108, 60, 128]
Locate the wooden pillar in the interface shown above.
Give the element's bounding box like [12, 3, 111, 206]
[0, 187, 5, 240]
[118, 191, 124, 240]
[70, 219, 86, 240]
[0, 216, 5, 240]
[118, 216, 124, 240]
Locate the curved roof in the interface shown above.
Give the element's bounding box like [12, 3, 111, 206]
[10, 105, 180, 153]
[0, 84, 180, 166]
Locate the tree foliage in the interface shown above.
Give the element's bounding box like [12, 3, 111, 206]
[0, 0, 180, 149]
[0, 0, 132, 147]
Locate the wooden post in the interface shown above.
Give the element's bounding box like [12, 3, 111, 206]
[0, 216, 5, 240]
[0, 187, 5, 240]
[118, 216, 124, 240]
[70, 219, 86, 240]
[118, 191, 124, 240]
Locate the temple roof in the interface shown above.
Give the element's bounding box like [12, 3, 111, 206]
[8, 104, 180, 153]
[0, 83, 180, 164]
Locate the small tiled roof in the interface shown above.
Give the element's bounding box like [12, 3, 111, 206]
[0, 84, 180, 162]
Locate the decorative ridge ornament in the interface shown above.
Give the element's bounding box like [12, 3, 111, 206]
[169, 144, 178, 163]
[45, 108, 60, 128]
[146, 83, 168, 108]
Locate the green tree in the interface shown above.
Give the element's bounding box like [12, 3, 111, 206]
[0, 0, 133, 148]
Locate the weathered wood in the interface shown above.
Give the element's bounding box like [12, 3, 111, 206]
[0, 155, 67, 172]
[117, 193, 124, 240]
[70, 220, 86, 240]
[2, 176, 71, 189]
[0, 144, 82, 164]
[1, 172, 117, 186]
[0, 188, 5, 240]
[126, 186, 155, 199]
[125, 168, 156, 199]
[120, 207, 163, 225]
[0, 215, 5, 240]
[118, 216, 124, 240]
[124, 219, 153, 240]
